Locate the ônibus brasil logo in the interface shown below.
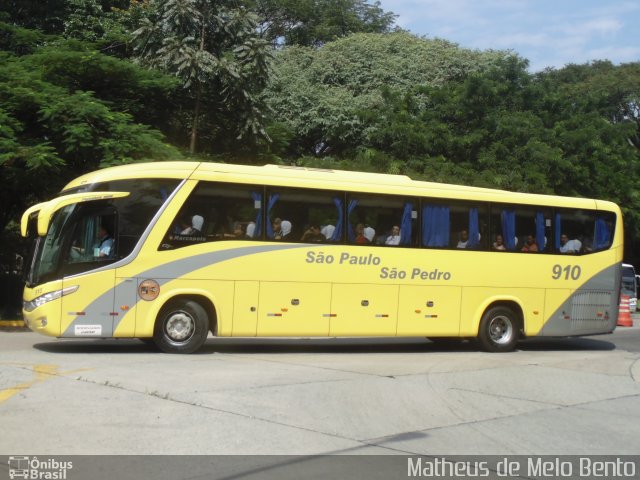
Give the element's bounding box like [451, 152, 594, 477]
[8, 456, 73, 480]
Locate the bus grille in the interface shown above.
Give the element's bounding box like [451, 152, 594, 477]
[570, 291, 612, 330]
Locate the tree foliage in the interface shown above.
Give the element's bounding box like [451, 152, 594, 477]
[0, 21, 179, 236]
[251, 0, 397, 47]
[131, 0, 272, 153]
[264, 32, 512, 157]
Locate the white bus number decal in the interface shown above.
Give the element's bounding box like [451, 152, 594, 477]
[552, 264, 581, 280]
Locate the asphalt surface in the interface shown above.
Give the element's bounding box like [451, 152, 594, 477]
[1, 318, 639, 459]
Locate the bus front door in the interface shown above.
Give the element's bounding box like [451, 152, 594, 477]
[61, 268, 116, 338]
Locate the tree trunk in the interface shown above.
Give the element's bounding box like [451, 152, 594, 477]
[189, 20, 207, 154]
[189, 82, 202, 154]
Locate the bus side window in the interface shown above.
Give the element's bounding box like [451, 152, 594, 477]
[449, 203, 485, 249]
[348, 194, 415, 247]
[554, 209, 607, 254]
[160, 182, 258, 250]
[488, 205, 551, 253]
[266, 188, 339, 243]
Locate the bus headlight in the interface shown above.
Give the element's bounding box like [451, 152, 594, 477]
[24, 286, 79, 312]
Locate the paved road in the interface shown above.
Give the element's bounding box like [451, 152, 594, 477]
[1, 323, 639, 457]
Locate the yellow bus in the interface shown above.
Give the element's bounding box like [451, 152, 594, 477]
[20, 162, 622, 353]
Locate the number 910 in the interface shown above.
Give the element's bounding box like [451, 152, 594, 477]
[552, 264, 581, 280]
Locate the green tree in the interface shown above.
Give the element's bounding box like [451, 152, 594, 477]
[0, 23, 180, 235]
[132, 0, 272, 153]
[0, 0, 131, 35]
[251, 0, 397, 47]
[264, 32, 512, 158]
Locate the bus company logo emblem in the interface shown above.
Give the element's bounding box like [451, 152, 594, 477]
[7, 456, 73, 479]
[138, 279, 160, 301]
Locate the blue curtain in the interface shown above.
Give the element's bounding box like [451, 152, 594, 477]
[501, 210, 516, 250]
[535, 212, 545, 252]
[555, 213, 561, 250]
[251, 191, 262, 238]
[330, 197, 343, 241]
[468, 208, 479, 248]
[422, 205, 450, 247]
[266, 193, 280, 238]
[400, 203, 413, 246]
[594, 217, 610, 250]
[347, 199, 358, 242]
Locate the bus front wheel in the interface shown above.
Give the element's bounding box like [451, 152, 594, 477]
[478, 306, 519, 353]
[154, 299, 209, 354]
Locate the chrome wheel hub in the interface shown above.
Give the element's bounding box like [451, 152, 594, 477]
[488, 315, 513, 345]
[165, 311, 195, 342]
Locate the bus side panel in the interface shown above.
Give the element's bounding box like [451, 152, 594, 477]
[232, 281, 259, 336]
[133, 279, 234, 337]
[329, 283, 398, 336]
[543, 288, 572, 335]
[458, 287, 545, 337]
[257, 282, 331, 336]
[396, 285, 461, 336]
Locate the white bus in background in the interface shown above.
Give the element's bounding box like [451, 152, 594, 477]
[621, 263, 637, 312]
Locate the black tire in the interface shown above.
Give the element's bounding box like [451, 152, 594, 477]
[477, 306, 519, 352]
[153, 299, 209, 354]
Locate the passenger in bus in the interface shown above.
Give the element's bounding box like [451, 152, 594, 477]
[281, 220, 292, 239]
[181, 215, 204, 235]
[385, 225, 401, 245]
[97, 225, 114, 258]
[492, 234, 506, 251]
[274, 219, 292, 240]
[457, 230, 469, 248]
[272, 218, 282, 238]
[301, 224, 326, 243]
[245, 222, 256, 239]
[364, 226, 376, 243]
[559, 234, 581, 253]
[232, 221, 244, 238]
[354, 223, 369, 244]
[321, 224, 335, 241]
[521, 235, 538, 252]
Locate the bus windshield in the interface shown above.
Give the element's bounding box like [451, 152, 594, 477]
[27, 203, 118, 286]
[28, 205, 76, 286]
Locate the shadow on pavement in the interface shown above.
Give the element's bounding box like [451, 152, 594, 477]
[31, 335, 616, 355]
[33, 339, 159, 354]
[517, 336, 616, 351]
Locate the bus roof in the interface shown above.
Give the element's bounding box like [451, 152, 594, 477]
[63, 161, 619, 212]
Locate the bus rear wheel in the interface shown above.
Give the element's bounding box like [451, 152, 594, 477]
[478, 306, 519, 353]
[154, 299, 209, 354]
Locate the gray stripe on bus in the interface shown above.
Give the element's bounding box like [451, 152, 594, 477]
[61, 244, 305, 337]
[538, 262, 622, 336]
